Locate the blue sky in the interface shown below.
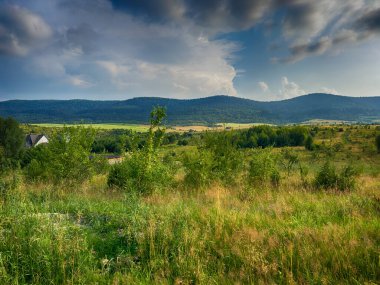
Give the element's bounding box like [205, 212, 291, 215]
[0, 0, 380, 101]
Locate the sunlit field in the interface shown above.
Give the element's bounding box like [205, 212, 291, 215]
[1, 117, 379, 284]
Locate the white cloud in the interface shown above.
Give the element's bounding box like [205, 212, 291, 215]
[68, 75, 93, 88]
[0, 5, 52, 56]
[320, 87, 339, 95]
[279, 77, 306, 99]
[258, 81, 269, 92]
[15, 0, 239, 98]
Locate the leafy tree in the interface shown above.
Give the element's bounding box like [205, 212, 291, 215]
[280, 148, 299, 176]
[24, 126, 96, 183]
[108, 106, 174, 194]
[248, 148, 280, 187]
[376, 134, 380, 153]
[305, 135, 315, 151]
[314, 161, 358, 191]
[0, 117, 24, 159]
[0, 116, 24, 170]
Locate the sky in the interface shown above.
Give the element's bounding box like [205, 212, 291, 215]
[0, 0, 380, 101]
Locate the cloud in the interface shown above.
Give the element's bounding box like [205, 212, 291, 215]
[0, 4, 52, 56]
[109, 0, 380, 63]
[8, 0, 239, 98]
[279, 76, 306, 99]
[278, 36, 331, 63]
[355, 7, 380, 32]
[320, 87, 339, 95]
[258, 81, 269, 92]
[2, 0, 380, 100]
[109, 0, 270, 33]
[68, 75, 93, 88]
[273, 0, 380, 62]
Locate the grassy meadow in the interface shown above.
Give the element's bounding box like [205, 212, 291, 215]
[1, 122, 379, 284]
[31, 123, 151, 132]
[29, 122, 270, 133]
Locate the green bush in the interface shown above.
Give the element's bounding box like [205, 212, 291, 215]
[0, 172, 20, 202]
[248, 148, 280, 187]
[305, 135, 315, 151]
[23, 127, 96, 184]
[314, 161, 358, 191]
[107, 106, 174, 194]
[338, 165, 358, 191]
[314, 161, 338, 189]
[182, 131, 243, 188]
[108, 151, 173, 194]
[182, 149, 213, 189]
[376, 134, 380, 153]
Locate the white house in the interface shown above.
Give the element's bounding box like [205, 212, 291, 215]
[25, 134, 49, 148]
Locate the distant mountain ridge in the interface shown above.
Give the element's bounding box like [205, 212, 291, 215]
[0, 93, 379, 125]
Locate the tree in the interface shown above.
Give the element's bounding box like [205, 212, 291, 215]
[305, 135, 315, 151]
[376, 134, 380, 153]
[108, 106, 174, 194]
[24, 126, 96, 183]
[0, 117, 24, 168]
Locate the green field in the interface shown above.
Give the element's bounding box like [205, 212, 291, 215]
[31, 123, 151, 132]
[30, 122, 264, 132]
[1, 122, 379, 284]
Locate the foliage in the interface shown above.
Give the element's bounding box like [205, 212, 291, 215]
[376, 133, 380, 153]
[305, 135, 315, 150]
[108, 106, 174, 194]
[182, 149, 213, 189]
[280, 148, 299, 176]
[0, 116, 24, 169]
[238, 125, 309, 149]
[314, 161, 358, 191]
[182, 131, 243, 188]
[23, 126, 96, 183]
[2, 94, 380, 124]
[248, 148, 280, 187]
[0, 124, 379, 284]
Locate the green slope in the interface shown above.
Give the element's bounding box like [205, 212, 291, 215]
[0, 94, 379, 124]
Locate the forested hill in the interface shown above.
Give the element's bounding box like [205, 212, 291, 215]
[0, 93, 379, 125]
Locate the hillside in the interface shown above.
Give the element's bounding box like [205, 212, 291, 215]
[0, 93, 379, 124]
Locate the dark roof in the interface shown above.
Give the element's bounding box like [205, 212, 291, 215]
[25, 134, 47, 147]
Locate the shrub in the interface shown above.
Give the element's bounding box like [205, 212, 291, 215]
[305, 135, 315, 151]
[182, 131, 243, 188]
[248, 148, 280, 187]
[108, 151, 173, 194]
[23, 127, 96, 184]
[338, 165, 358, 191]
[0, 172, 20, 202]
[0, 117, 24, 160]
[314, 161, 358, 191]
[108, 106, 174, 194]
[182, 149, 213, 189]
[280, 148, 299, 176]
[376, 134, 380, 153]
[314, 161, 338, 190]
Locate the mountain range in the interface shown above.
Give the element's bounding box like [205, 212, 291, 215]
[0, 93, 379, 125]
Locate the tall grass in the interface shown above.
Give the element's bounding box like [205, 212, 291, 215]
[0, 175, 379, 284]
[0, 125, 379, 284]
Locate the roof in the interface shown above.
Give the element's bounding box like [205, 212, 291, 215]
[25, 134, 48, 147]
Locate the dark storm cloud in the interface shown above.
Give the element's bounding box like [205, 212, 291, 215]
[61, 23, 99, 55]
[278, 37, 331, 63]
[280, 1, 318, 36]
[355, 8, 380, 33]
[270, 1, 380, 62]
[0, 4, 52, 56]
[109, 0, 270, 32]
[109, 0, 183, 22]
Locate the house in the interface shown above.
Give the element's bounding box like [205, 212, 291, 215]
[25, 134, 49, 148]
